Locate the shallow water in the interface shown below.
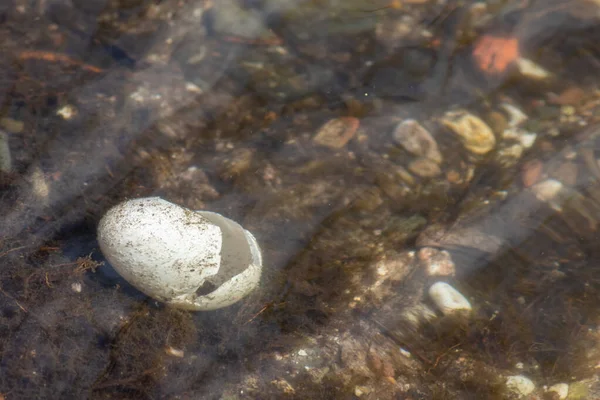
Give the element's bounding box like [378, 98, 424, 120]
[1, 1, 600, 399]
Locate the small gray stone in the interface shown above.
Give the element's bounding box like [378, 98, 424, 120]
[392, 119, 442, 164]
[211, 0, 270, 39]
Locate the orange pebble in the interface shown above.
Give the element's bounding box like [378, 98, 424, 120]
[472, 35, 520, 75]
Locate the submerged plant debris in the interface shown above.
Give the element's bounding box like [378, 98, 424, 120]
[2, 0, 600, 399]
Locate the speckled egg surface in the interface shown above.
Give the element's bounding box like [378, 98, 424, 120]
[97, 197, 262, 310]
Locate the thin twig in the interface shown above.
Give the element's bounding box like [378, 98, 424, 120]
[0, 245, 28, 258]
[0, 285, 28, 313]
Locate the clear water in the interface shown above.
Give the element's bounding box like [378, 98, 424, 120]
[1, 1, 600, 399]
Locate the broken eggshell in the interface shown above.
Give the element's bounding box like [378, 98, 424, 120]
[97, 197, 262, 311]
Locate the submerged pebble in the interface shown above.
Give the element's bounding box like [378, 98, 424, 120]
[30, 166, 50, 203]
[486, 111, 508, 135]
[428, 282, 472, 315]
[506, 375, 535, 397]
[530, 179, 566, 211]
[547, 383, 569, 399]
[500, 103, 536, 150]
[521, 159, 543, 188]
[313, 117, 359, 149]
[418, 248, 455, 276]
[392, 119, 442, 163]
[551, 161, 578, 187]
[0, 117, 24, 133]
[516, 57, 551, 80]
[71, 282, 82, 293]
[440, 110, 496, 155]
[503, 128, 537, 149]
[500, 103, 528, 127]
[210, 0, 272, 40]
[408, 157, 441, 178]
[496, 143, 524, 167]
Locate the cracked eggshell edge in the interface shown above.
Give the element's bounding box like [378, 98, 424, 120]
[170, 229, 263, 310]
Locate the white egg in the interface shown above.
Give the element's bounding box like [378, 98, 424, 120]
[97, 197, 262, 311]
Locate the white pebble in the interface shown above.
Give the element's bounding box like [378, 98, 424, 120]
[547, 383, 568, 399]
[506, 375, 535, 397]
[515, 362, 524, 369]
[530, 179, 565, 211]
[518, 132, 537, 149]
[56, 104, 77, 120]
[502, 128, 537, 149]
[428, 282, 472, 315]
[516, 57, 551, 80]
[399, 348, 411, 358]
[71, 282, 82, 293]
[500, 103, 528, 127]
[165, 346, 185, 358]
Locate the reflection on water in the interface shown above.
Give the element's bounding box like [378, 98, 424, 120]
[1, 0, 600, 398]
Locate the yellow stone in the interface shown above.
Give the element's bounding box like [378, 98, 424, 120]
[0, 117, 24, 133]
[441, 110, 496, 155]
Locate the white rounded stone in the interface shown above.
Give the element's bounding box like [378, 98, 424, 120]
[97, 197, 262, 311]
[547, 383, 568, 399]
[530, 179, 566, 211]
[506, 375, 535, 397]
[428, 282, 472, 315]
[531, 179, 562, 201]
